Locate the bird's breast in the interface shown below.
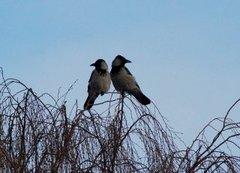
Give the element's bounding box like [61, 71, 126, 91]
[90, 71, 111, 94]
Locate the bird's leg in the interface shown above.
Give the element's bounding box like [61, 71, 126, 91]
[120, 91, 125, 104]
[116, 91, 125, 113]
[119, 91, 125, 115]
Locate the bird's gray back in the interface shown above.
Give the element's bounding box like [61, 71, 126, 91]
[111, 67, 139, 92]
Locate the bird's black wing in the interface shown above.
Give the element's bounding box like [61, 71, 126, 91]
[87, 84, 91, 93]
[124, 66, 133, 76]
[88, 70, 95, 83]
[87, 70, 96, 93]
[124, 67, 140, 89]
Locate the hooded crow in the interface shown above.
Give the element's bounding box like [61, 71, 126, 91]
[110, 55, 151, 105]
[84, 59, 111, 110]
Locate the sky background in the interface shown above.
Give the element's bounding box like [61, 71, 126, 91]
[1, 1, 240, 146]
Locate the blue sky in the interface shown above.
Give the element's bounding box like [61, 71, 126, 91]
[1, 1, 240, 145]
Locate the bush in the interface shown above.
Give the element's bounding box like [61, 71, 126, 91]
[0, 68, 240, 173]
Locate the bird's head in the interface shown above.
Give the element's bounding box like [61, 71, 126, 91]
[91, 59, 108, 70]
[112, 55, 131, 67]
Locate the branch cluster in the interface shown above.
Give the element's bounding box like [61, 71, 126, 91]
[0, 69, 240, 173]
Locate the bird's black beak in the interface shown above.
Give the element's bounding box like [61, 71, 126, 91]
[125, 59, 132, 63]
[90, 63, 95, 66]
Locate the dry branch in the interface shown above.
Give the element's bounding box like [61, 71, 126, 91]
[0, 68, 240, 173]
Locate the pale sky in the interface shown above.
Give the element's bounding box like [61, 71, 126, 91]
[1, 1, 240, 145]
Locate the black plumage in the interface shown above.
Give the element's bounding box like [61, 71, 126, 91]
[110, 55, 151, 105]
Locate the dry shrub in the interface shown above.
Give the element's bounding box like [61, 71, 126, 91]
[0, 68, 239, 173]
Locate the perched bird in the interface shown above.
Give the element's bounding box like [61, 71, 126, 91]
[84, 59, 111, 110]
[110, 55, 151, 105]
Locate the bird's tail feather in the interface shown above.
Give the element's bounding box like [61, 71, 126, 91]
[84, 94, 98, 110]
[129, 89, 151, 105]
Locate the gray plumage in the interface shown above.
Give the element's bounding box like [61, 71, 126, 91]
[110, 55, 151, 105]
[84, 59, 111, 110]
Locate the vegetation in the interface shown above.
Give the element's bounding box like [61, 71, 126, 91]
[0, 68, 240, 173]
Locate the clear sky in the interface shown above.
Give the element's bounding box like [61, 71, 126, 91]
[1, 1, 240, 145]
